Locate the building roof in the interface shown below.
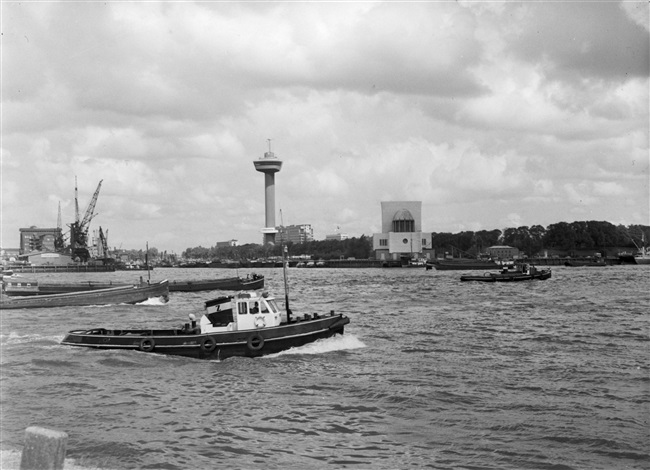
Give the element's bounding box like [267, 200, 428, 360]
[393, 209, 414, 221]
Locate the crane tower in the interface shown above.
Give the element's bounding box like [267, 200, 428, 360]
[69, 179, 103, 262]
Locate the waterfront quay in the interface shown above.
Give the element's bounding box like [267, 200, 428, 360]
[200, 257, 630, 269]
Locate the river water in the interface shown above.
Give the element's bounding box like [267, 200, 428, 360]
[1, 266, 648, 469]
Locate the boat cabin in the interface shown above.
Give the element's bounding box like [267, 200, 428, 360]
[200, 291, 284, 333]
[2, 279, 39, 295]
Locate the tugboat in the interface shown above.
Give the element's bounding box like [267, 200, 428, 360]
[61, 290, 349, 360]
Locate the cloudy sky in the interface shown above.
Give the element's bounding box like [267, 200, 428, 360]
[2, 1, 648, 254]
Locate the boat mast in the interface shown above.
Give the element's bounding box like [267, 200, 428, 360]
[146, 241, 151, 283]
[282, 245, 291, 321]
[280, 209, 291, 321]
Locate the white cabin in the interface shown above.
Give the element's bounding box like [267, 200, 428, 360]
[200, 291, 284, 334]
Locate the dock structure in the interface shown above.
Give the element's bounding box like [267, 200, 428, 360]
[20, 426, 68, 470]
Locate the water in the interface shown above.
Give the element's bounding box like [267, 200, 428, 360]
[1, 266, 648, 469]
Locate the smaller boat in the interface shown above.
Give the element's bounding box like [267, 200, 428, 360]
[61, 290, 349, 360]
[168, 274, 264, 292]
[634, 248, 650, 265]
[564, 259, 607, 267]
[430, 259, 501, 271]
[634, 236, 650, 265]
[0, 268, 14, 279]
[0, 280, 169, 309]
[460, 265, 551, 282]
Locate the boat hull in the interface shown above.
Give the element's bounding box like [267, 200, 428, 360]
[430, 261, 501, 271]
[460, 271, 552, 282]
[0, 281, 169, 309]
[3, 280, 132, 296]
[564, 261, 607, 267]
[168, 276, 264, 292]
[61, 313, 349, 360]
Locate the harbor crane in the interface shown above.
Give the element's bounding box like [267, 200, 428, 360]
[69, 178, 103, 262]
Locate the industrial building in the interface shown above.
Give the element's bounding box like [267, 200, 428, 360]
[325, 233, 349, 241]
[24, 251, 73, 266]
[487, 245, 520, 260]
[216, 240, 238, 248]
[278, 224, 314, 244]
[372, 201, 433, 262]
[19, 227, 61, 254]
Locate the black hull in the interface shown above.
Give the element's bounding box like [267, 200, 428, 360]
[460, 271, 552, 282]
[431, 261, 500, 271]
[0, 281, 169, 309]
[168, 276, 264, 292]
[3, 281, 132, 296]
[61, 313, 349, 360]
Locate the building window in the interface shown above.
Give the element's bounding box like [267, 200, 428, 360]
[392, 219, 415, 233]
[392, 209, 415, 233]
[379, 239, 388, 246]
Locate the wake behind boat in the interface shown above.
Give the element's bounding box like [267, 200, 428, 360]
[0, 280, 169, 309]
[61, 290, 349, 360]
[168, 274, 264, 292]
[460, 265, 551, 282]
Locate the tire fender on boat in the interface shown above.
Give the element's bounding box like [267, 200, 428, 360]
[247, 334, 264, 352]
[200, 337, 217, 353]
[139, 338, 155, 352]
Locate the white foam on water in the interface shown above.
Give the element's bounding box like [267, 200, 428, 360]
[270, 334, 366, 357]
[136, 296, 169, 306]
[0, 331, 64, 345]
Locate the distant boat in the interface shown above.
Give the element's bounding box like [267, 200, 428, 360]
[168, 274, 264, 292]
[0, 268, 14, 279]
[564, 259, 607, 267]
[634, 248, 650, 265]
[429, 259, 501, 271]
[634, 233, 650, 265]
[60, 290, 349, 360]
[460, 265, 551, 282]
[0, 280, 169, 309]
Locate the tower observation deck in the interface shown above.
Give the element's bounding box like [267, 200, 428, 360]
[253, 146, 283, 244]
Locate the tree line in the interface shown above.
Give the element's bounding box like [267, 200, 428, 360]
[181, 235, 374, 261]
[432, 222, 648, 257]
[176, 220, 648, 261]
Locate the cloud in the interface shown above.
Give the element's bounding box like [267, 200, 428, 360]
[1, 1, 648, 252]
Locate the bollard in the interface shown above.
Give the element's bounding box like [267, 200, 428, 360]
[19, 426, 68, 470]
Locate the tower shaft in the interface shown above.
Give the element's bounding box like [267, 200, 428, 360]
[254, 148, 283, 245]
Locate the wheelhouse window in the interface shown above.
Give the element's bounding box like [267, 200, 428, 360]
[266, 299, 280, 314]
[238, 302, 248, 315]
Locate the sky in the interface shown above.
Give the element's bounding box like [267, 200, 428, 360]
[1, 1, 649, 254]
